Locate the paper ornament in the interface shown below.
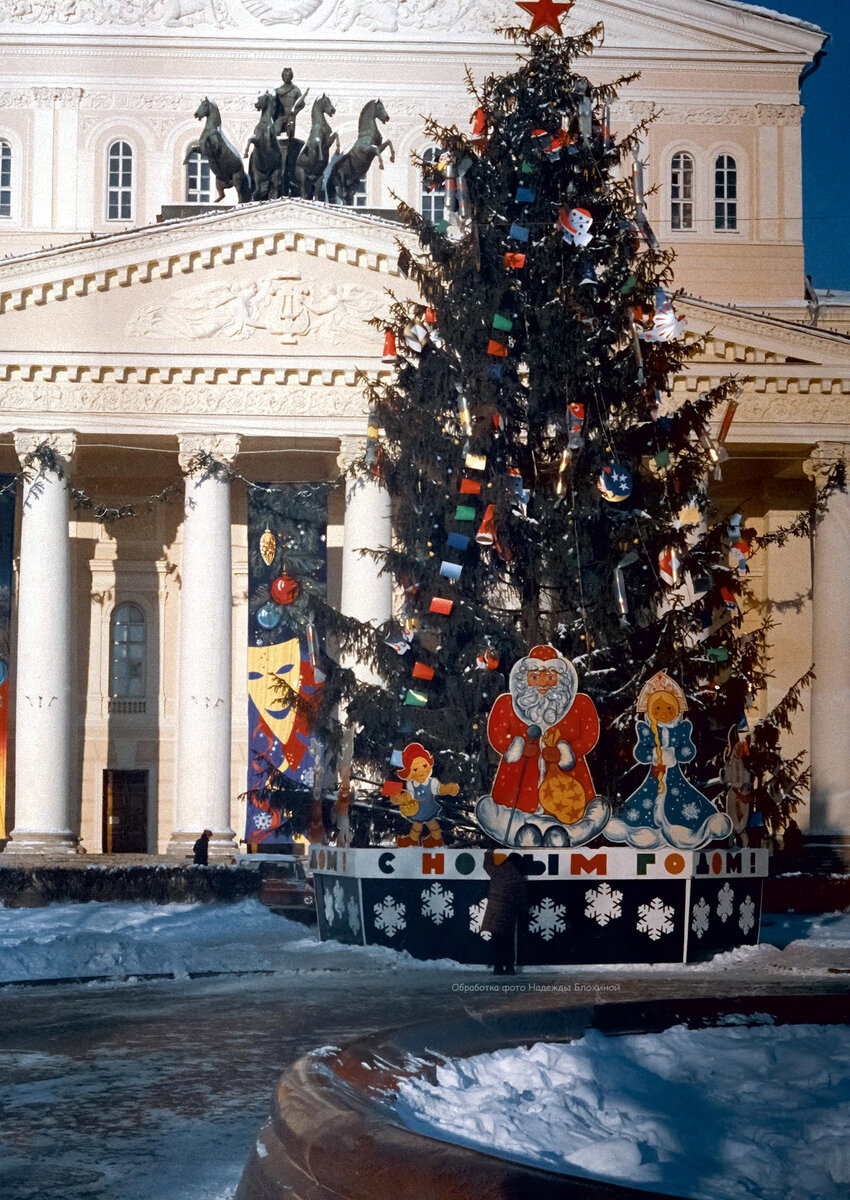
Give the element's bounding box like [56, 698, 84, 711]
[605, 670, 733, 850]
[447, 531, 470, 551]
[597, 462, 633, 502]
[558, 207, 593, 247]
[487, 339, 509, 357]
[658, 547, 681, 587]
[459, 478, 481, 495]
[504, 252, 526, 269]
[465, 453, 487, 471]
[439, 560, 462, 580]
[567, 402, 585, 450]
[454, 504, 476, 522]
[491, 313, 513, 333]
[403, 689, 428, 707]
[515, 186, 536, 204]
[429, 597, 454, 615]
[412, 661, 435, 681]
[259, 528, 276, 566]
[509, 223, 529, 243]
[381, 328, 398, 363]
[639, 290, 686, 343]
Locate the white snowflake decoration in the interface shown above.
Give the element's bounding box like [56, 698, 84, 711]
[252, 810, 273, 831]
[469, 899, 491, 941]
[529, 897, 567, 942]
[637, 896, 675, 941]
[421, 883, 454, 926]
[691, 896, 710, 939]
[640, 301, 686, 343]
[717, 882, 734, 923]
[323, 886, 335, 928]
[738, 894, 756, 936]
[682, 802, 700, 821]
[373, 895, 407, 938]
[332, 881, 345, 919]
[584, 882, 623, 927]
[347, 895, 361, 939]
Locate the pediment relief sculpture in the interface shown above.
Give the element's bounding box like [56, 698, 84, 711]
[124, 273, 379, 348]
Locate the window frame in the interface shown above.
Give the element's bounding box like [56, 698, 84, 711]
[0, 140, 12, 220]
[184, 147, 212, 204]
[714, 153, 738, 232]
[420, 146, 446, 226]
[670, 151, 695, 233]
[106, 139, 134, 222]
[109, 603, 147, 700]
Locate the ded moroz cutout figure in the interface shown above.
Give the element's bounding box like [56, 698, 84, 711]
[477, 645, 610, 848]
[606, 671, 733, 850]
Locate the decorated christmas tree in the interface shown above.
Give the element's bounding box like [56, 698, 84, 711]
[287, 13, 842, 850]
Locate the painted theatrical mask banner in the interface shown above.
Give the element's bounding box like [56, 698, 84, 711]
[245, 484, 326, 846]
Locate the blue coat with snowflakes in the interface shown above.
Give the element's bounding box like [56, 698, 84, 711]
[615, 718, 720, 848]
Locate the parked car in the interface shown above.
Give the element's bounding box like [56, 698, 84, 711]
[251, 855, 316, 922]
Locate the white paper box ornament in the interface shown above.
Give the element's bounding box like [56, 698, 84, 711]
[559, 207, 593, 248]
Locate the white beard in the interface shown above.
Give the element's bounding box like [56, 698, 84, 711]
[512, 677, 572, 731]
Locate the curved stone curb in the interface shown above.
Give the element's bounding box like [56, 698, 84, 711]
[236, 992, 849, 1200]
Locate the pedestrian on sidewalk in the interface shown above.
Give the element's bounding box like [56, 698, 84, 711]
[482, 849, 528, 975]
[193, 829, 213, 865]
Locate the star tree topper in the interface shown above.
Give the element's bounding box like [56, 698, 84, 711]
[516, 0, 575, 34]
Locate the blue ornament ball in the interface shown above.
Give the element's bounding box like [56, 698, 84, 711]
[257, 602, 282, 630]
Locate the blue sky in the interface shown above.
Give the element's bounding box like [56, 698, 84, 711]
[765, 1, 849, 290]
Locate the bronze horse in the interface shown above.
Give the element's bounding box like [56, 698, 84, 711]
[324, 98, 393, 206]
[185, 97, 251, 204]
[245, 91, 283, 201]
[295, 94, 340, 200]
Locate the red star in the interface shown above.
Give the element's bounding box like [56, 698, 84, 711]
[516, 0, 575, 34]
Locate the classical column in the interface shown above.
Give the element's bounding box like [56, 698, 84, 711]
[804, 442, 850, 864]
[7, 432, 78, 854]
[337, 437, 393, 686]
[169, 434, 241, 857]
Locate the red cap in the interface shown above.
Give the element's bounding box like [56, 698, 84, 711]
[528, 645, 559, 662]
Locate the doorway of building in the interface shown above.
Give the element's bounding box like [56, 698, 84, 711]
[102, 770, 149, 853]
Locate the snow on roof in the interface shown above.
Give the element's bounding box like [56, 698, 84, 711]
[708, 0, 824, 36]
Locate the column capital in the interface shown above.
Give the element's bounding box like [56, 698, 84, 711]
[337, 435, 366, 475]
[178, 433, 241, 475]
[14, 430, 77, 471]
[803, 441, 848, 487]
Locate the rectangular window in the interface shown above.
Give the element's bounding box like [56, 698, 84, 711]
[715, 155, 738, 231]
[1, 143, 12, 218]
[186, 153, 211, 203]
[671, 153, 694, 231]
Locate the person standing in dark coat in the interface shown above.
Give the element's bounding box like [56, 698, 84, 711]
[481, 850, 528, 975]
[192, 829, 213, 865]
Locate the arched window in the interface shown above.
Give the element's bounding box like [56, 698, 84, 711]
[106, 141, 133, 221]
[715, 154, 737, 231]
[185, 149, 211, 203]
[110, 604, 146, 700]
[421, 147, 445, 225]
[670, 152, 694, 231]
[0, 141, 11, 219]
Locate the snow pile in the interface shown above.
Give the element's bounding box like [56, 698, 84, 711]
[0, 899, 467, 984]
[395, 1023, 850, 1199]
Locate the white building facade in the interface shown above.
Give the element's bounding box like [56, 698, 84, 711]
[0, 0, 848, 861]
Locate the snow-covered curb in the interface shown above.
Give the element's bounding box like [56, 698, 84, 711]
[395, 1023, 850, 1199]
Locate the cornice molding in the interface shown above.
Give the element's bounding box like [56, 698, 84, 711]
[0, 200, 413, 314]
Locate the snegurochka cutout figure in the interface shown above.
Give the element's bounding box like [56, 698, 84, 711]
[606, 671, 733, 850]
[391, 742, 459, 847]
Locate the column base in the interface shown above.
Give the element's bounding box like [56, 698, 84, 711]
[167, 829, 237, 861]
[802, 835, 850, 875]
[3, 830, 81, 855]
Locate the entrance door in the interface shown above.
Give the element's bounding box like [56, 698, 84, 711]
[102, 770, 148, 853]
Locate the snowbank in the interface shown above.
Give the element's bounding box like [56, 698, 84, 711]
[0, 899, 471, 984]
[395, 1022, 850, 1199]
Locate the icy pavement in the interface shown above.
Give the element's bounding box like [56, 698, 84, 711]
[0, 902, 846, 1200]
[395, 1022, 850, 1199]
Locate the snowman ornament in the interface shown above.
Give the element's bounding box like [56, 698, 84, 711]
[559, 207, 594, 248]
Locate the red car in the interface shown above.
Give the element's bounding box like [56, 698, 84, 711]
[254, 855, 316, 922]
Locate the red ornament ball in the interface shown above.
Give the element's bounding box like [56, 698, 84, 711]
[270, 572, 299, 606]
